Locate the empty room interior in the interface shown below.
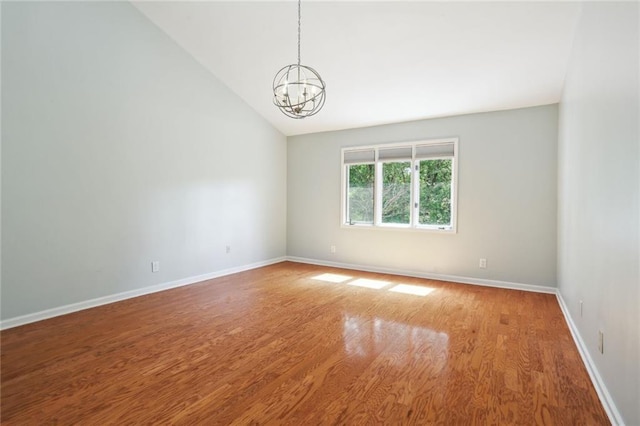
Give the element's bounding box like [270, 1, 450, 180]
[1, 1, 638, 424]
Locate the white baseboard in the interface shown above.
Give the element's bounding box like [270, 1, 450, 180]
[289, 256, 620, 424]
[0, 257, 286, 330]
[286, 256, 557, 294]
[1, 255, 620, 425]
[556, 292, 623, 425]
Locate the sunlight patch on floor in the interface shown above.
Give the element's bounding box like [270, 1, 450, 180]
[311, 273, 435, 297]
[347, 278, 390, 289]
[388, 284, 435, 296]
[311, 273, 352, 283]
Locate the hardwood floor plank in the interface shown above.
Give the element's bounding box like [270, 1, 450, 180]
[1, 262, 610, 424]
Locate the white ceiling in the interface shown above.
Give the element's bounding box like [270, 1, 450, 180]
[132, 1, 582, 136]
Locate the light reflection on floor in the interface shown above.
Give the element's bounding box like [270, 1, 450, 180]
[311, 272, 446, 362]
[343, 313, 449, 367]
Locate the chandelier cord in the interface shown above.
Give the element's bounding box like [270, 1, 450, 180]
[297, 0, 301, 66]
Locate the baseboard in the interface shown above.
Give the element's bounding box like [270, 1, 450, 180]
[288, 256, 620, 423]
[286, 256, 557, 294]
[556, 292, 623, 425]
[0, 257, 286, 330]
[0, 256, 554, 330]
[1, 255, 621, 423]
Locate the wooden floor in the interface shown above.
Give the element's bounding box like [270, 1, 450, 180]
[1, 262, 608, 425]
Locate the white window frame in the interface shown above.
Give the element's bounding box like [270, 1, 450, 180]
[341, 138, 458, 233]
[343, 160, 376, 226]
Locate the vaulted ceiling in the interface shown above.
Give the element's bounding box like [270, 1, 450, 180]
[132, 1, 582, 136]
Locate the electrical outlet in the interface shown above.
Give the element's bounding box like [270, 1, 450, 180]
[151, 261, 160, 273]
[479, 258, 487, 269]
[330, 245, 336, 254]
[226, 245, 231, 254]
[598, 330, 604, 354]
[580, 300, 583, 317]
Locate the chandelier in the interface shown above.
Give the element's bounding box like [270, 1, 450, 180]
[272, 0, 326, 119]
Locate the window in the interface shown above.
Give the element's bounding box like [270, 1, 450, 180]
[381, 161, 411, 225]
[345, 149, 375, 225]
[341, 138, 458, 232]
[346, 164, 375, 224]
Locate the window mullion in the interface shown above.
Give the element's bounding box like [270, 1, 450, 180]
[412, 160, 419, 227]
[411, 144, 417, 227]
[344, 165, 350, 224]
[374, 160, 382, 226]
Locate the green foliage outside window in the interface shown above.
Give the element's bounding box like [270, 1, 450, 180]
[347, 164, 374, 223]
[418, 159, 451, 225]
[381, 162, 411, 224]
[347, 159, 452, 226]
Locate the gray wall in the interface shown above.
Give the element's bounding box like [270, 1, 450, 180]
[288, 105, 558, 287]
[1, 2, 287, 320]
[558, 2, 639, 424]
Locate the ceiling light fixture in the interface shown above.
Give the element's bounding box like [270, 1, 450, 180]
[272, 0, 326, 119]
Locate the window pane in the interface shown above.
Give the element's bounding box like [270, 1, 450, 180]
[419, 159, 452, 226]
[347, 164, 374, 224]
[382, 162, 411, 224]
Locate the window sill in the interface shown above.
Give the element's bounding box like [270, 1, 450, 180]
[341, 223, 456, 234]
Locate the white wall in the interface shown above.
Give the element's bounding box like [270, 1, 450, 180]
[288, 105, 558, 287]
[558, 2, 639, 424]
[1, 2, 287, 320]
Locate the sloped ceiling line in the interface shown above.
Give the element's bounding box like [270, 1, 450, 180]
[132, 1, 581, 136]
